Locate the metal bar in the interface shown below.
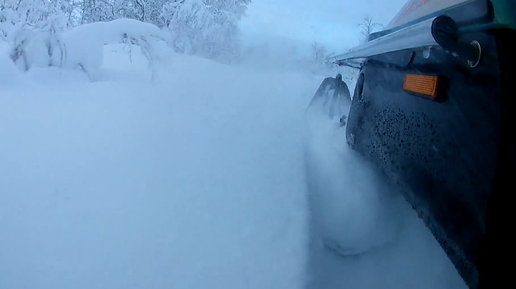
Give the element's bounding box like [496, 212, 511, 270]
[336, 60, 362, 69]
[332, 16, 439, 62]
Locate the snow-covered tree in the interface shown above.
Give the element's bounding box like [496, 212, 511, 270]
[80, 0, 117, 23]
[358, 15, 382, 43]
[0, 0, 70, 69]
[309, 41, 337, 73]
[312, 41, 328, 63]
[1, 0, 63, 28]
[77, 0, 168, 26]
[161, 0, 251, 62]
[1, 0, 170, 76]
[133, 0, 168, 26]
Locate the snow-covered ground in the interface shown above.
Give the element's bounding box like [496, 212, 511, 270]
[1, 44, 466, 289]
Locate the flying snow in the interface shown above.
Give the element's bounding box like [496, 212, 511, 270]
[0, 13, 466, 289]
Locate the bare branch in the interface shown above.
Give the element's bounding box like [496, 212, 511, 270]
[358, 15, 383, 41]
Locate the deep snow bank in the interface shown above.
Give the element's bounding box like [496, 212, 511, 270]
[0, 50, 320, 289]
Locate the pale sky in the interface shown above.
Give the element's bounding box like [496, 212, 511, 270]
[240, 0, 408, 53]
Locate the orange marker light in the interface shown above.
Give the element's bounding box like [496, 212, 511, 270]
[403, 74, 439, 99]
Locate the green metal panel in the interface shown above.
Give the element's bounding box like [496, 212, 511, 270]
[491, 0, 516, 29]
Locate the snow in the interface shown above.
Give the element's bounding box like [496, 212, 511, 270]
[0, 39, 21, 84]
[0, 41, 467, 289]
[0, 46, 315, 289]
[61, 19, 168, 72]
[6, 18, 167, 73]
[304, 108, 467, 289]
[305, 108, 404, 256]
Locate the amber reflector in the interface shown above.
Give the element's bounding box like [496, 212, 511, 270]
[403, 74, 439, 99]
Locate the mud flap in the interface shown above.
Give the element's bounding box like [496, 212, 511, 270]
[306, 74, 352, 120]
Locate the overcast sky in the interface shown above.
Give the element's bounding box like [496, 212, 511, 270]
[240, 0, 408, 53]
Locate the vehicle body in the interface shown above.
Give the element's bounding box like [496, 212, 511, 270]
[312, 1, 515, 288]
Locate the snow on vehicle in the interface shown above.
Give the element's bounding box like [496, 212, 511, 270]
[308, 1, 514, 289]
